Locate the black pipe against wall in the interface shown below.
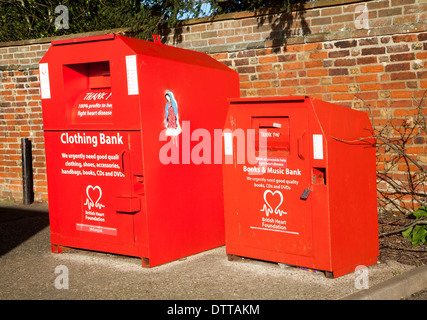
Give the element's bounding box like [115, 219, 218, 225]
[21, 138, 34, 205]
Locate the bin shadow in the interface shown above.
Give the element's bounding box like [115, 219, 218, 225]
[0, 203, 49, 257]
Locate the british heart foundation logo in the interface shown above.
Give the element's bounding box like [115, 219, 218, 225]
[260, 190, 286, 217]
[83, 185, 105, 210]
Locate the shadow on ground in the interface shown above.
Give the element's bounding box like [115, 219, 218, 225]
[0, 202, 49, 257]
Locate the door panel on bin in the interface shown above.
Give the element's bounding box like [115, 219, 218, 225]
[45, 130, 142, 248]
[232, 105, 313, 257]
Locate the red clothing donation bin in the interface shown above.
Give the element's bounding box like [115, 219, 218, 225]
[39, 34, 239, 267]
[222, 96, 378, 278]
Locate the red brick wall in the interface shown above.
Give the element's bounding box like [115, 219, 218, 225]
[0, 44, 50, 202]
[0, 0, 426, 203]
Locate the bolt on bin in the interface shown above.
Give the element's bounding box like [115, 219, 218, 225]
[39, 34, 240, 267]
[222, 96, 379, 278]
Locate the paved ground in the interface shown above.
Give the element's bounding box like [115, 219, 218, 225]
[0, 201, 425, 302]
[407, 289, 427, 300]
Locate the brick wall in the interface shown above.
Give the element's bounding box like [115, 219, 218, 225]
[0, 0, 426, 203]
[0, 43, 50, 202]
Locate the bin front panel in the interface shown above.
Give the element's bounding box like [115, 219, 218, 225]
[224, 102, 313, 257]
[45, 130, 144, 250]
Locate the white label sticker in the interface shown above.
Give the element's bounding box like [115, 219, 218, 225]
[39, 63, 51, 99]
[125, 55, 139, 95]
[224, 132, 233, 156]
[313, 134, 324, 160]
[76, 223, 117, 236]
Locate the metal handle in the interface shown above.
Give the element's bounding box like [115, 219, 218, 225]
[298, 131, 305, 160]
[121, 151, 126, 173]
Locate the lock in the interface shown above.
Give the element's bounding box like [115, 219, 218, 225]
[300, 187, 311, 200]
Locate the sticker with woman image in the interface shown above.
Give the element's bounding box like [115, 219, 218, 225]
[164, 91, 182, 136]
